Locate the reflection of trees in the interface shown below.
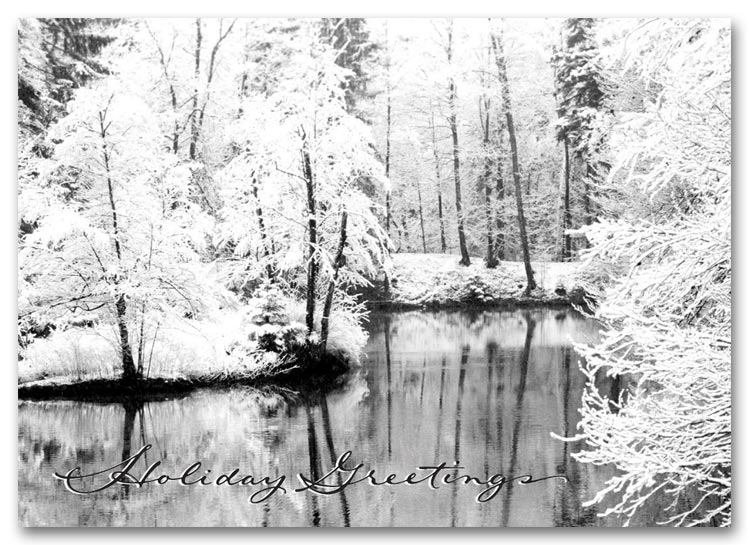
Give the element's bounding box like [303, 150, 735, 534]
[118, 400, 150, 510]
[21, 308, 617, 526]
[385, 315, 393, 460]
[320, 396, 351, 527]
[419, 358, 427, 406]
[501, 312, 535, 527]
[434, 356, 447, 461]
[305, 405, 321, 527]
[450, 345, 470, 527]
[553, 347, 577, 526]
[483, 343, 497, 474]
[368, 308, 599, 358]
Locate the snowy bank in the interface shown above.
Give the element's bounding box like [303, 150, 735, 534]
[372, 253, 590, 309]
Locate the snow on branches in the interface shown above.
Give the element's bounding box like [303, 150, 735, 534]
[567, 18, 731, 526]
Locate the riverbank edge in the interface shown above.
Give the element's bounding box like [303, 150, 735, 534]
[366, 292, 591, 312]
[16, 295, 591, 402]
[358, 253, 594, 313]
[19, 252, 595, 401]
[17, 349, 351, 402]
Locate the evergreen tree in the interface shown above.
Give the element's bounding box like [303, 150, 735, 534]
[552, 18, 609, 259]
[18, 18, 119, 135]
[320, 18, 378, 117]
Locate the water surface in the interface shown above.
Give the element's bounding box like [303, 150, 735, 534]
[19, 308, 631, 527]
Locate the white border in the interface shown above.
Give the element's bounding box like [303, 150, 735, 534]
[3, 1, 746, 543]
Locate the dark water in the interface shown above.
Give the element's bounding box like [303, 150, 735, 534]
[18, 308, 632, 527]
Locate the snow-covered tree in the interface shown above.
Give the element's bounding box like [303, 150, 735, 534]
[215, 23, 390, 345]
[19, 81, 217, 379]
[552, 18, 610, 259]
[567, 18, 731, 527]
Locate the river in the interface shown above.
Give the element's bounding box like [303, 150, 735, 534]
[18, 307, 638, 527]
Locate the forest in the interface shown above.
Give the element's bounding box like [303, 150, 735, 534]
[17, 18, 730, 526]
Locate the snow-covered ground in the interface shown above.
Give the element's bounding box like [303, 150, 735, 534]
[385, 253, 583, 307]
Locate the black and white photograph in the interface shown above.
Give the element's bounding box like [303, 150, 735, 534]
[16, 15, 731, 527]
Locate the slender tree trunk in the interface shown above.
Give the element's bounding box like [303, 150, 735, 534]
[321, 210, 348, 350]
[136, 227, 154, 376]
[507, 110, 536, 294]
[430, 110, 447, 253]
[189, 19, 202, 161]
[250, 171, 274, 279]
[525, 169, 533, 195]
[137, 303, 146, 375]
[237, 25, 251, 119]
[583, 161, 593, 226]
[145, 24, 180, 154]
[400, 217, 410, 251]
[416, 179, 427, 253]
[562, 140, 572, 260]
[491, 24, 536, 295]
[484, 179, 497, 267]
[238, 75, 248, 118]
[98, 109, 137, 381]
[552, 33, 572, 262]
[495, 117, 506, 261]
[385, 99, 391, 234]
[196, 19, 235, 154]
[163, 69, 179, 154]
[446, 22, 470, 266]
[384, 24, 392, 235]
[300, 129, 318, 334]
[437, 191, 446, 253]
[480, 96, 498, 268]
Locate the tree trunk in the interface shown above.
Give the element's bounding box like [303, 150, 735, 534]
[399, 217, 409, 251]
[137, 303, 146, 375]
[383, 95, 392, 289]
[480, 96, 498, 268]
[491, 24, 536, 295]
[301, 129, 318, 334]
[384, 32, 392, 235]
[136, 228, 154, 376]
[321, 210, 348, 350]
[161, 57, 178, 152]
[484, 180, 497, 268]
[446, 22, 470, 266]
[562, 139, 572, 260]
[416, 179, 427, 253]
[251, 171, 274, 279]
[495, 116, 506, 261]
[430, 110, 447, 253]
[526, 169, 533, 196]
[98, 109, 137, 381]
[385, 98, 391, 234]
[507, 112, 535, 295]
[115, 294, 136, 381]
[189, 19, 202, 161]
[583, 161, 593, 226]
[196, 19, 235, 154]
[145, 23, 180, 154]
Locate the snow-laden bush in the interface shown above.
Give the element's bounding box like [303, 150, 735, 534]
[286, 290, 370, 365]
[223, 281, 306, 374]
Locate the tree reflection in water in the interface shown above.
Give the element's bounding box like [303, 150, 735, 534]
[19, 308, 651, 527]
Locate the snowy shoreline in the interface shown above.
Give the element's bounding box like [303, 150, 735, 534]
[366, 253, 592, 310]
[17, 349, 352, 402]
